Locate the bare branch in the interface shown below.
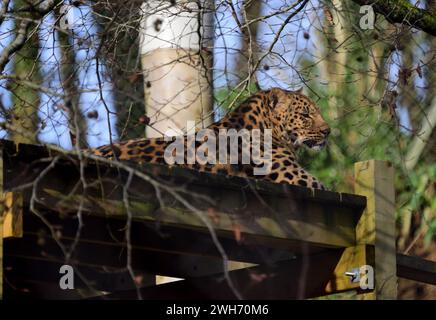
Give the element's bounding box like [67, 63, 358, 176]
[0, 19, 31, 74]
[351, 0, 436, 36]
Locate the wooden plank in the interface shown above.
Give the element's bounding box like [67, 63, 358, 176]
[0, 139, 366, 210]
[5, 235, 235, 279]
[354, 160, 397, 300]
[3, 255, 157, 298]
[92, 245, 373, 300]
[396, 254, 436, 285]
[5, 209, 301, 273]
[2, 192, 23, 238]
[39, 189, 359, 250]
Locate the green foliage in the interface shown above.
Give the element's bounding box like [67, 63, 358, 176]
[214, 2, 435, 248]
[215, 83, 259, 112]
[398, 163, 436, 247]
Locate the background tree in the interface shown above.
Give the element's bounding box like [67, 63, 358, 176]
[8, 0, 42, 144]
[92, 0, 145, 140]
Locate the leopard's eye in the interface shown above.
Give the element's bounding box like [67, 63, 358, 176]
[301, 111, 310, 117]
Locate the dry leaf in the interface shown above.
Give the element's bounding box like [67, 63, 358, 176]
[416, 64, 422, 78]
[128, 73, 141, 84]
[398, 68, 412, 85]
[324, 7, 334, 26]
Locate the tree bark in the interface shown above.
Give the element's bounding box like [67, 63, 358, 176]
[234, 0, 262, 85]
[9, 0, 41, 144]
[54, 8, 88, 148]
[140, 0, 214, 138]
[92, 0, 145, 140]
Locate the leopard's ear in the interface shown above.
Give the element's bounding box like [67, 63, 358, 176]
[268, 88, 280, 109]
[269, 88, 287, 110]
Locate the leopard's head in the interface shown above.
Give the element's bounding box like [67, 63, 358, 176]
[269, 87, 330, 151]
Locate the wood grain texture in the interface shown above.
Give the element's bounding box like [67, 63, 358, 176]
[2, 192, 23, 238]
[90, 245, 373, 300]
[0, 139, 370, 299]
[354, 160, 397, 300]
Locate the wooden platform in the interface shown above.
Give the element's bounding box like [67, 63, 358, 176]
[0, 139, 434, 299]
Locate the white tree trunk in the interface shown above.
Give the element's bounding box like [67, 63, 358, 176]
[139, 0, 214, 138]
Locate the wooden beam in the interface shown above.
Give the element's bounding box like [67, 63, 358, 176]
[92, 245, 373, 300]
[354, 160, 397, 300]
[5, 234, 235, 279]
[15, 208, 302, 263]
[3, 255, 156, 298]
[40, 188, 359, 250]
[396, 254, 436, 285]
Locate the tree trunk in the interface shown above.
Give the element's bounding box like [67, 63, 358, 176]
[233, 0, 262, 86]
[9, 0, 41, 144]
[92, 0, 145, 140]
[140, 0, 214, 138]
[55, 6, 88, 148]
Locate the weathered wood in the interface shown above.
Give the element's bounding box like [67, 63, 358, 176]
[0, 139, 373, 299]
[354, 160, 397, 300]
[324, 244, 374, 294]
[2, 192, 23, 238]
[5, 208, 301, 271]
[40, 189, 359, 250]
[396, 253, 436, 285]
[5, 231, 236, 279]
[0, 139, 366, 253]
[91, 245, 374, 300]
[3, 255, 156, 299]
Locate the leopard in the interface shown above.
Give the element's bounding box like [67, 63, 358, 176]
[89, 87, 331, 190]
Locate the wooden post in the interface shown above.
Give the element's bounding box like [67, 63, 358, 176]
[354, 160, 397, 299]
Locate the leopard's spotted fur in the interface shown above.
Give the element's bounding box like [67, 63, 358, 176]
[90, 88, 330, 189]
